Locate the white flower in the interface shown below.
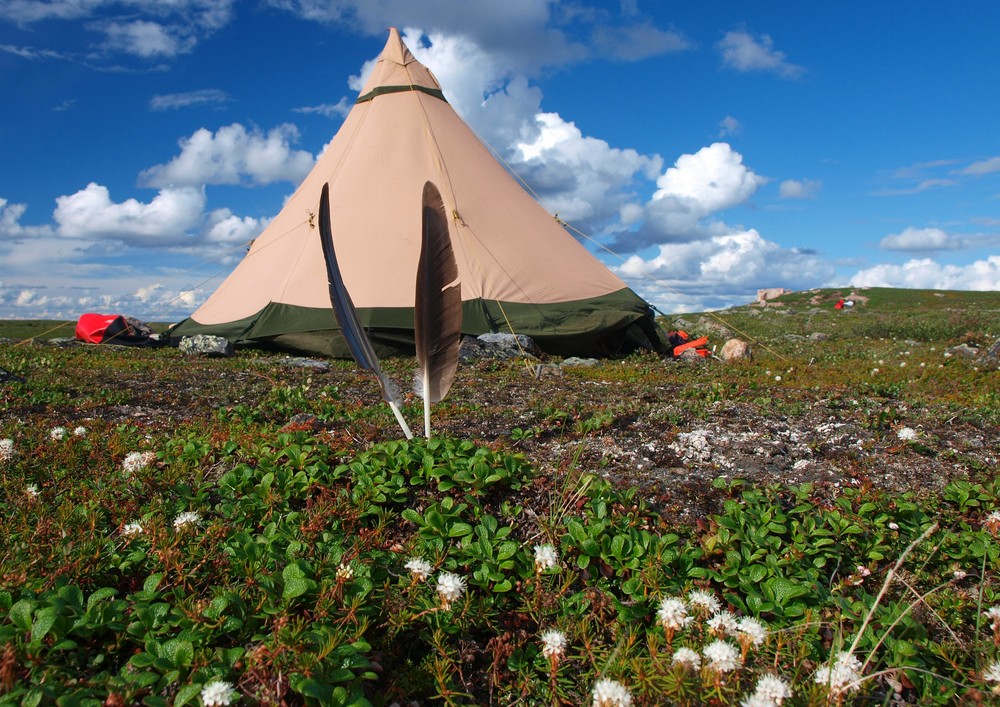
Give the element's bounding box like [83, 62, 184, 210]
[73, 426, 87, 437]
[657, 597, 691, 631]
[985, 605, 1000, 630]
[534, 544, 559, 571]
[953, 569, 968, 580]
[671, 647, 701, 670]
[702, 639, 741, 673]
[896, 427, 917, 441]
[984, 511, 1000, 534]
[404, 558, 432, 582]
[985, 660, 1000, 683]
[436, 571, 466, 608]
[752, 673, 793, 705]
[0, 438, 14, 461]
[173, 511, 202, 529]
[707, 610, 738, 637]
[123, 451, 156, 474]
[736, 616, 768, 647]
[591, 678, 632, 707]
[888, 522, 899, 530]
[49, 426, 67, 441]
[539, 629, 567, 659]
[739, 695, 774, 707]
[336, 563, 354, 581]
[25, 484, 40, 497]
[687, 589, 720, 615]
[814, 651, 863, 694]
[122, 522, 143, 536]
[200, 679, 238, 706]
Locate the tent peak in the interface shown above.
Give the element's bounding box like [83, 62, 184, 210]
[356, 26, 442, 100]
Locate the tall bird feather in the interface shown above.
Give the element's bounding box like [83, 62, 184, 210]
[414, 181, 463, 438]
[318, 182, 413, 439]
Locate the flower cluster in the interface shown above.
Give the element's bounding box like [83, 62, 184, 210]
[656, 596, 691, 633]
[49, 426, 67, 441]
[123, 451, 156, 475]
[741, 673, 793, 706]
[702, 639, 741, 673]
[122, 521, 143, 537]
[0, 438, 13, 461]
[591, 678, 631, 707]
[200, 679, 238, 706]
[173, 511, 202, 529]
[435, 571, 466, 609]
[813, 651, 863, 694]
[405, 557, 432, 582]
[534, 543, 559, 572]
[539, 629, 567, 660]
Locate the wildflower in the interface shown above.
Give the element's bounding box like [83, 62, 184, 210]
[0, 438, 14, 461]
[200, 679, 238, 706]
[814, 651, 863, 695]
[404, 557, 432, 582]
[953, 569, 968, 580]
[336, 563, 354, 581]
[73, 426, 87, 437]
[985, 605, 1000, 640]
[591, 678, 631, 707]
[671, 647, 701, 670]
[851, 565, 872, 585]
[899, 361, 906, 367]
[736, 616, 768, 653]
[173, 511, 201, 529]
[739, 695, 773, 707]
[706, 610, 738, 637]
[657, 596, 690, 631]
[534, 543, 559, 572]
[687, 589, 720, 616]
[984, 660, 1000, 689]
[49, 426, 67, 441]
[539, 629, 567, 660]
[871, 368, 879, 375]
[774, 375, 781, 382]
[123, 451, 156, 474]
[122, 522, 143, 537]
[26, 484, 40, 497]
[702, 639, 741, 673]
[436, 571, 466, 608]
[896, 427, 917, 441]
[888, 522, 899, 530]
[984, 511, 1000, 535]
[751, 673, 793, 705]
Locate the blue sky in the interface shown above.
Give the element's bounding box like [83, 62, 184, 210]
[1, 0, 998, 321]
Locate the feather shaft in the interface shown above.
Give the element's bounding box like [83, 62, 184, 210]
[319, 182, 413, 439]
[414, 181, 462, 438]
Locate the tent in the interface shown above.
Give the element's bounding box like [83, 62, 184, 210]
[170, 28, 664, 357]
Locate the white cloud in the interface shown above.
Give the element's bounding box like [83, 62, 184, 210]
[53, 183, 206, 244]
[879, 226, 960, 252]
[717, 30, 804, 78]
[718, 115, 741, 138]
[849, 256, 1000, 291]
[960, 156, 1000, 177]
[614, 229, 835, 310]
[293, 98, 353, 118]
[779, 178, 821, 199]
[1, 198, 53, 238]
[139, 123, 315, 188]
[102, 20, 190, 57]
[591, 22, 691, 61]
[150, 89, 231, 111]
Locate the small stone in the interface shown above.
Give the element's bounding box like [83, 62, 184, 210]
[179, 335, 234, 357]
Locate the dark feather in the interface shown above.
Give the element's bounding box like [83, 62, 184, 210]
[414, 181, 462, 413]
[319, 183, 411, 438]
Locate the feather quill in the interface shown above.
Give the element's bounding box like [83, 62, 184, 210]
[414, 181, 463, 438]
[318, 182, 413, 439]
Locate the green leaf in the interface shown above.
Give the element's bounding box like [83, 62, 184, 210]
[448, 522, 473, 538]
[746, 565, 768, 583]
[8, 599, 34, 632]
[143, 573, 164, 594]
[160, 638, 194, 668]
[173, 683, 202, 707]
[86, 587, 117, 610]
[30, 606, 57, 645]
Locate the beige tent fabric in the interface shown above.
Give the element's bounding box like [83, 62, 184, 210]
[190, 28, 633, 327]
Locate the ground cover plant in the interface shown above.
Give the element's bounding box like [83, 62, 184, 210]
[1, 287, 998, 705]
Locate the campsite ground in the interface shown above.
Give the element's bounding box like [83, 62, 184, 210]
[3, 287, 997, 524]
[1, 286, 999, 705]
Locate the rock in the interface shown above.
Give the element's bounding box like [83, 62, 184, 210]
[720, 338, 752, 361]
[678, 348, 707, 362]
[946, 343, 979, 359]
[978, 338, 1000, 368]
[179, 335, 234, 357]
[809, 332, 830, 341]
[0, 367, 25, 383]
[280, 357, 331, 371]
[560, 357, 600, 367]
[460, 333, 541, 361]
[532, 363, 564, 378]
[756, 287, 791, 304]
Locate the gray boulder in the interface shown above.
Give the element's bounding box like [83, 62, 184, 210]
[179, 335, 234, 357]
[720, 338, 752, 361]
[459, 333, 541, 361]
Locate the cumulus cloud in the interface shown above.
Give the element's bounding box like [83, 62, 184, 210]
[139, 123, 315, 188]
[53, 183, 206, 244]
[150, 89, 231, 111]
[849, 256, 1000, 291]
[717, 29, 804, 78]
[614, 229, 835, 310]
[879, 227, 961, 252]
[779, 178, 821, 199]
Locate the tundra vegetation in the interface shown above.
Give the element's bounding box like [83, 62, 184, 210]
[1, 287, 998, 705]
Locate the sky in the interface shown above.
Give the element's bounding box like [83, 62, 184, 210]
[1, 0, 999, 321]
